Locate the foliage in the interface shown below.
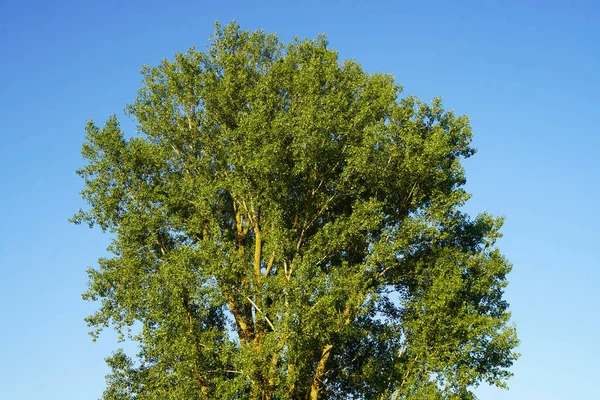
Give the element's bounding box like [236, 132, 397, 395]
[73, 22, 519, 400]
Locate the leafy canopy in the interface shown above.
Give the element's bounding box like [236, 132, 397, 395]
[73, 22, 518, 400]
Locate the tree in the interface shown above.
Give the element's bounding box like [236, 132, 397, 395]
[72, 22, 518, 400]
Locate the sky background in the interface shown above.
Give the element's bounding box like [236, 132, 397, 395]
[0, 0, 598, 399]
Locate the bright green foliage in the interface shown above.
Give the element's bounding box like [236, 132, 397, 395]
[73, 22, 518, 400]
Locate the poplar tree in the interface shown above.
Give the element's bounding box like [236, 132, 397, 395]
[73, 22, 518, 400]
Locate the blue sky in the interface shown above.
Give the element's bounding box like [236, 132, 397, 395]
[0, 0, 598, 398]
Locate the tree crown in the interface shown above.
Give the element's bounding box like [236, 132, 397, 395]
[73, 22, 518, 400]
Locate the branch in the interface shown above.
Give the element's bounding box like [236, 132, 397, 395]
[264, 251, 275, 276]
[247, 203, 262, 284]
[224, 293, 254, 344]
[310, 344, 334, 400]
[297, 195, 335, 251]
[155, 238, 167, 256]
[246, 296, 276, 332]
[405, 181, 418, 203]
[254, 221, 262, 284]
[378, 266, 392, 278]
[233, 201, 248, 246]
[283, 259, 293, 281]
[268, 335, 288, 388]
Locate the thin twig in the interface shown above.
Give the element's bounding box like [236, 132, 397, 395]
[246, 296, 276, 332]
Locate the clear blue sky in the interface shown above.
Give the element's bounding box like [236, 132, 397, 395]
[0, 0, 598, 398]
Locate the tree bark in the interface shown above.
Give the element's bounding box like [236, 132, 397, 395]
[310, 344, 333, 400]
